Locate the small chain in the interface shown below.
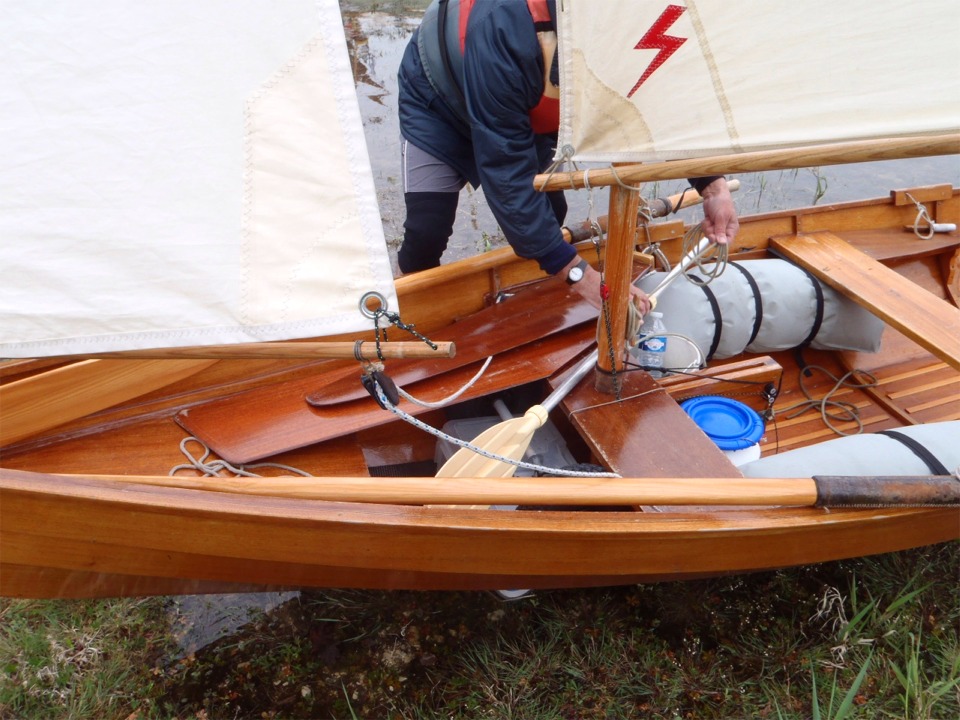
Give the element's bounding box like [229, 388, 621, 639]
[372, 308, 437, 362]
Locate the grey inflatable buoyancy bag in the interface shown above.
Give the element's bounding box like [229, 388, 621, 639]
[635, 259, 884, 360]
[738, 421, 960, 478]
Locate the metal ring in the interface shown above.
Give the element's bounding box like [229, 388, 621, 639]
[358, 291, 388, 319]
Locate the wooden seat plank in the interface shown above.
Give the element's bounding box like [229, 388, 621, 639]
[555, 369, 742, 479]
[772, 231, 960, 370]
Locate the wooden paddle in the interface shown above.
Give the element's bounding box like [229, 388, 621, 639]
[435, 238, 717, 478]
[73, 471, 960, 507]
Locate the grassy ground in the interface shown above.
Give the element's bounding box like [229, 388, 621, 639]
[2, 542, 957, 719]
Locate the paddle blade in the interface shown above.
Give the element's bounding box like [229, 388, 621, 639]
[436, 406, 548, 478]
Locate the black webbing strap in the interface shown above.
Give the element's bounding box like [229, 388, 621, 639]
[877, 430, 951, 475]
[689, 273, 722, 361]
[768, 250, 825, 349]
[728, 262, 763, 347]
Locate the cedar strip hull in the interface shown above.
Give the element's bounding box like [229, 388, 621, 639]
[1, 470, 957, 598]
[2, 188, 959, 599]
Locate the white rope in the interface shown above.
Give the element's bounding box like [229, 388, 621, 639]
[373, 382, 621, 478]
[682, 223, 728, 282]
[906, 192, 936, 239]
[170, 436, 313, 477]
[397, 355, 494, 408]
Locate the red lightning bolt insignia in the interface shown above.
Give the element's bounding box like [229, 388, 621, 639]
[628, 5, 687, 98]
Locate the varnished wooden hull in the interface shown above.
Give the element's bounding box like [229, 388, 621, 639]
[2, 188, 959, 598]
[2, 470, 957, 599]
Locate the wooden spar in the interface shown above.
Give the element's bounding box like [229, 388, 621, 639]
[562, 179, 740, 244]
[54, 341, 456, 361]
[594, 180, 641, 390]
[64, 473, 960, 507]
[534, 134, 960, 192]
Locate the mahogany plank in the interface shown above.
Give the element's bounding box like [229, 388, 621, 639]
[306, 278, 597, 406]
[555, 367, 743, 479]
[177, 324, 596, 465]
[772, 232, 960, 370]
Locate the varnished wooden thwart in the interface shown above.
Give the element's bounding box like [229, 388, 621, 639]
[557, 366, 744, 479]
[0, 359, 216, 446]
[772, 232, 960, 370]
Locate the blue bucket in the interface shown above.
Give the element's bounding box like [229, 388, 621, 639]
[680, 396, 765, 464]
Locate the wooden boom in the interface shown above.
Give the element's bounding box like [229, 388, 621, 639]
[535, 134, 960, 192]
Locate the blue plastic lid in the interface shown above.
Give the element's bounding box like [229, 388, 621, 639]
[680, 396, 764, 450]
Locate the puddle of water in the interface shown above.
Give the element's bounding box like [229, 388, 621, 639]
[168, 591, 300, 658]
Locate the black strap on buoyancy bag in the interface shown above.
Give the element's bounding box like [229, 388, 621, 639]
[767, 250, 825, 349]
[728, 262, 763, 347]
[688, 273, 723, 361]
[877, 430, 952, 475]
[768, 250, 825, 375]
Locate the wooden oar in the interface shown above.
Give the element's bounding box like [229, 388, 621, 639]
[75, 472, 960, 507]
[435, 238, 716, 478]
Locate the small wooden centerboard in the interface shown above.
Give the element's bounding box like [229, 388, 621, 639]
[772, 232, 960, 370]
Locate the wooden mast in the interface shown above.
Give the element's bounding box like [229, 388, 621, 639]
[594, 180, 640, 393]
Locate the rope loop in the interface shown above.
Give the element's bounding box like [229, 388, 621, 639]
[906, 192, 936, 239]
[608, 164, 643, 193]
[537, 144, 577, 192]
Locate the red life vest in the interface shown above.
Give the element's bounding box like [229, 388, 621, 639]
[442, 0, 560, 134]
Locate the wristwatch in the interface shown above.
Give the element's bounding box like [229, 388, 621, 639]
[565, 258, 589, 285]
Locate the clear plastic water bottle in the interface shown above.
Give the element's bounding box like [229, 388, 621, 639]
[637, 311, 668, 377]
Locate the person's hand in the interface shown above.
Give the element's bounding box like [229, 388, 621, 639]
[565, 261, 651, 314]
[699, 177, 740, 245]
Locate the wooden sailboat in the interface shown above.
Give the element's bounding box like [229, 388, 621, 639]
[1, 1, 959, 599]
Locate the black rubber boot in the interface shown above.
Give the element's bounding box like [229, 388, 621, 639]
[398, 191, 459, 274]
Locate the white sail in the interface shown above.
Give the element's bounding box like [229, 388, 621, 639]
[0, 0, 397, 358]
[557, 0, 960, 162]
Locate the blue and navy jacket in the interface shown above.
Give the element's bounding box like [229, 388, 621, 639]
[399, 0, 576, 274]
[399, 0, 720, 274]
